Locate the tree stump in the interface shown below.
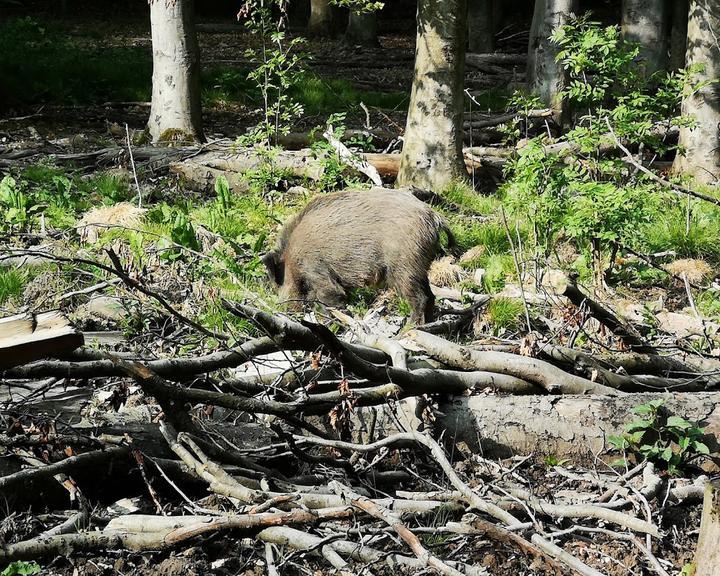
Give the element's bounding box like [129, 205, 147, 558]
[694, 480, 720, 576]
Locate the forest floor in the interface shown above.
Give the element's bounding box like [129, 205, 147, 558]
[1, 12, 719, 576]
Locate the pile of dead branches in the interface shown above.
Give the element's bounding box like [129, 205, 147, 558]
[2, 274, 720, 574]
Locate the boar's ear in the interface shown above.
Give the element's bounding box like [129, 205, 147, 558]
[262, 251, 284, 285]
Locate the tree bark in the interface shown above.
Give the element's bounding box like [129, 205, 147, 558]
[344, 10, 379, 47]
[669, 0, 689, 70]
[527, 0, 577, 121]
[308, 0, 332, 37]
[673, 0, 720, 184]
[148, 0, 204, 144]
[467, 0, 494, 53]
[621, 0, 670, 76]
[397, 0, 469, 189]
[439, 392, 720, 463]
[693, 480, 720, 576]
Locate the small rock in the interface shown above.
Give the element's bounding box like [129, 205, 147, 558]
[656, 311, 719, 338]
[472, 268, 485, 286]
[81, 296, 126, 322]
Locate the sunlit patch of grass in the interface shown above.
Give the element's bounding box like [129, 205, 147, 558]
[84, 172, 133, 204]
[439, 180, 499, 215]
[294, 77, 408, 114]
[486, 297, 525, 331]
[641, 202, 720, 264]
[463, 88, 511, 112]
[482, 253, 515, 293]
[448, 218, 511, 255]
[696, 289, 720, 320]
[202, 66, 408, 115]
[0, 267, 28, 305]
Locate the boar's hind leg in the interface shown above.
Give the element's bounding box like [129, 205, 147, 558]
[399, 274, 435, 325]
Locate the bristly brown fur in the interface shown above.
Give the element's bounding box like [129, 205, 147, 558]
[264, 187, 453, 324]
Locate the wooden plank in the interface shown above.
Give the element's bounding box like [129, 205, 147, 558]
[0, 311, 84, 370]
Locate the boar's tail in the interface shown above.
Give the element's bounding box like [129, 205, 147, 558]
[434, 214, 460, 257]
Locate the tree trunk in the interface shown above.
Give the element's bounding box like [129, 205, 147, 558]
[621, 0, 669, 76]
[308, 0, 332, 37]
[344, 10, 379, 47]
[397, 0, 469, 190]
[673, 0, 720, 184]
[148, 0, 204, 144]
[527, 0, 577, 121]
[694, 481, 720, 576]
[467, 0, 494, 53]
[669, 0, 689, 70]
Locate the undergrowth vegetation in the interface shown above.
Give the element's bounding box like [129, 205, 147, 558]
[500, 14, 720, 290]
[2, 12, 719, 344]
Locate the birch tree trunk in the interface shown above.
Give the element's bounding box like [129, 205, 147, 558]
[673, 0, 720, 184]
[527, 0, 577, 122]
[397, 0, 468, 190]
[621, 0, 669, 76]
[669, 0, 689, 70]
[467, 0, 494, 53]
[148, 0, 204, 144]
[308, 0, 332, 37]
[345, 10, 379, 47]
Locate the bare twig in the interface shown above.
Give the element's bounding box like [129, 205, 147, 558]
[330, 480, 467, 576]
[125, 123, 142, 208]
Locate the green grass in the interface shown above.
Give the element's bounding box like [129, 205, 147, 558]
[439, 181, 500, 215]
[203, 67, 408, 114]
[696, 290, 720, 320]
[0, 267, 27, 305]
[291, 76, 408, 114]
[448, 217, 513, 255]
[486, 297, 525, 331]
[2, 164, 135, 234]
[641, 203, 720, 264]
[464, 88, 511, 112]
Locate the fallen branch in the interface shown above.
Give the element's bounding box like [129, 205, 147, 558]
[606, 117, 720, 208]
[330, 480, 467, 576]
[408, 329, 618, 395]
[549, 275, 655, 353]
[0, 446, 130, 491]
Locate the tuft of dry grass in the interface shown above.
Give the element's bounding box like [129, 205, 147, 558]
[76, 202, 146, 244]
[428, 256, 465, 287]
[665, 258, 714, 284]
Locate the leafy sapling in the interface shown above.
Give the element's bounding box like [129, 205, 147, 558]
[608, 399, 710, 476]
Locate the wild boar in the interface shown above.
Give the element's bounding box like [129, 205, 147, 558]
[262, 187, 454, 324]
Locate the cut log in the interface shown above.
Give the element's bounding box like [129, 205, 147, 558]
[0, 311, 84, 370]
[438, 392, 720, 465]
[465, 53, 527, 68]
[278, 129, 397, 151]
[693, 480, 720, 576]
[170, 161, 250, 193]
